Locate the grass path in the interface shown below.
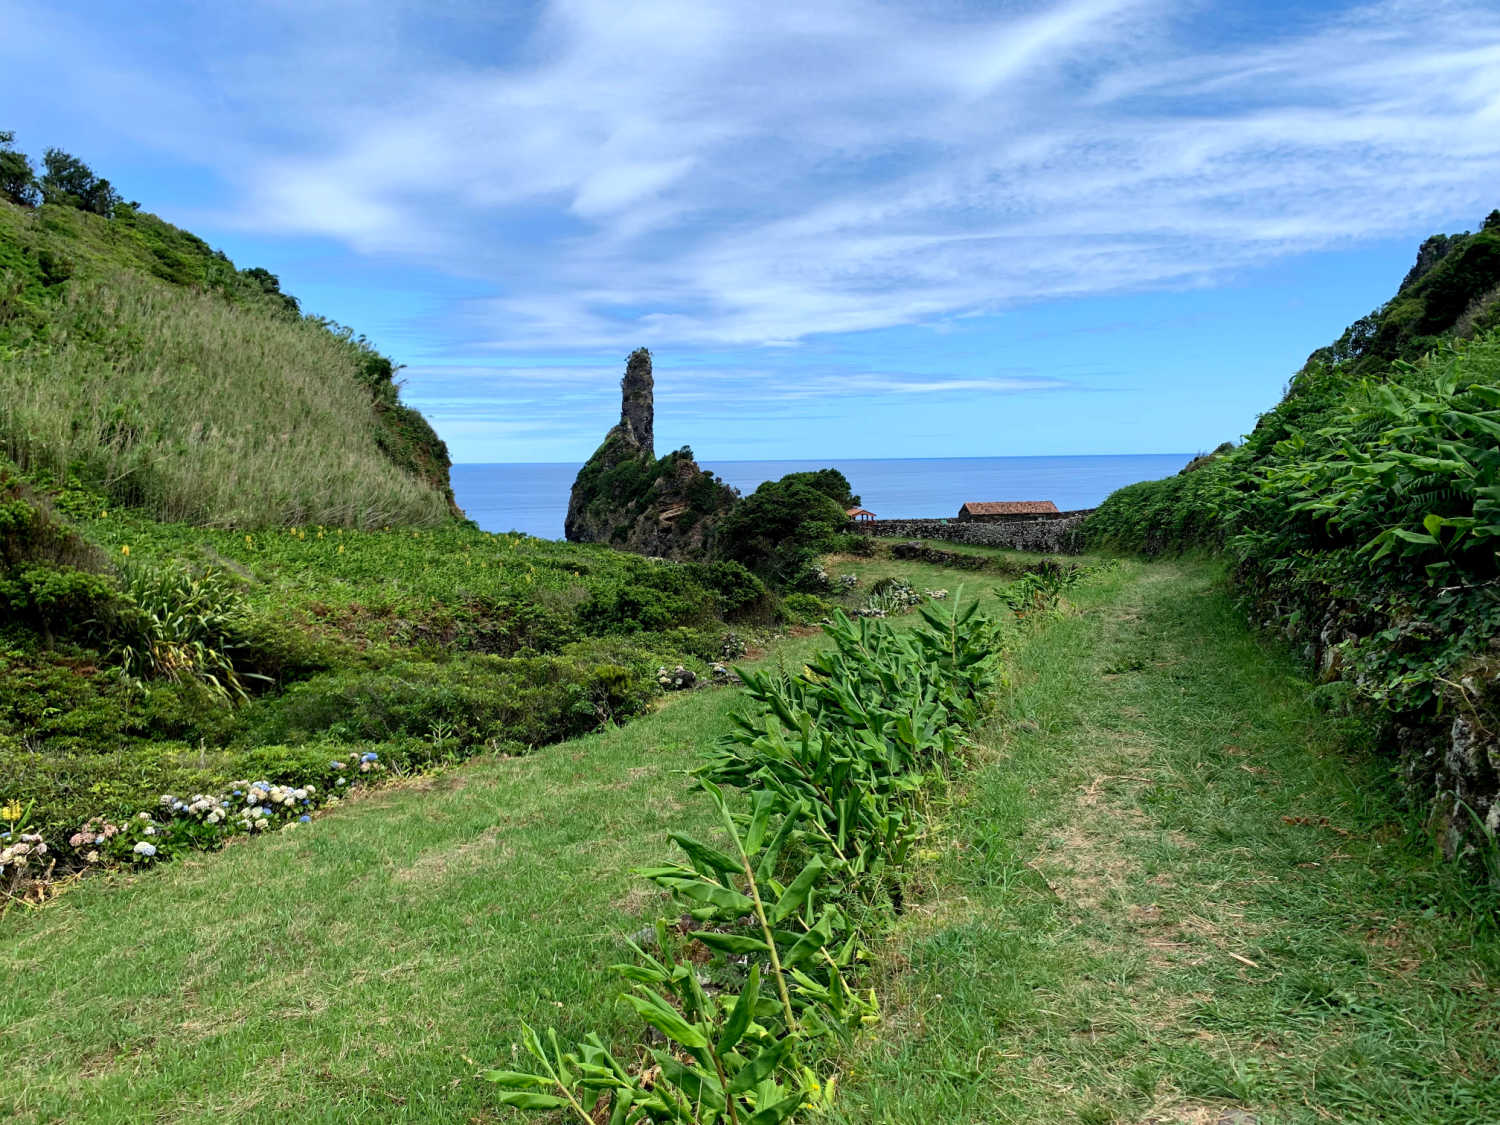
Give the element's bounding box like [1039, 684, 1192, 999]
[5, 557, 1497, 1123]
[835, 559, 1500, 1124]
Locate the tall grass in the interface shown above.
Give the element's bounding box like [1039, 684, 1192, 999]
[0, 273, 451, 528]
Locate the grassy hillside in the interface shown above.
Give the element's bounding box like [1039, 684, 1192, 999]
[1084, 208, 1500, 860]
[0, 198, 454, 527]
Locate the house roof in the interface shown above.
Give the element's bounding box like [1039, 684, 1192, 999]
[959, 500, 1059, 516]
[847, 507, 877, 518]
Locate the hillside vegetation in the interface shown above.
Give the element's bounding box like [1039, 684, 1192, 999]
[1085, 208, 1500, 858]
[0, 194, 454, 527]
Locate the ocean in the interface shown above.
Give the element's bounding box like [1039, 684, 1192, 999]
[451, 454, 1191, 538]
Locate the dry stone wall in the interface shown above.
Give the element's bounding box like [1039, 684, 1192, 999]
[859, 511, 1092, 554]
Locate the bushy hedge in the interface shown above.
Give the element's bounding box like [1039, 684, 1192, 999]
[1083, 324, 1500, 854]
[717, 478, 852, 585]
[1081, 459, 1229, 557]
[248, 652, 655, 750]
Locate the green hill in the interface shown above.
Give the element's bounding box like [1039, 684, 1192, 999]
[1085, 207, 1500, 858]
[0, 152, 786, 873]
[0, 197, 455, 527]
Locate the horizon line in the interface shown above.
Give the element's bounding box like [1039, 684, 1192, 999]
[452, 451, 1199, 467]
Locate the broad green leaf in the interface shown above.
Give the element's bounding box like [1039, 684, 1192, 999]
[490, 1090, 571, 1110]
[625, 993, 710, 1050]
[670, 832, 741, 877]
[770, 856, 826, 923]
[718, 964, 760, 1053]
[480, 1069, 552, 1088]
[691, 930, 770, 956]
[1391, 528, 1439, 546]
[747, 1092, 808, 1125]
[664, 878, 755, 914]
[727, 1036, 797, 1094]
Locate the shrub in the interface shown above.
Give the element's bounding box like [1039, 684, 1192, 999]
[717, 476, 851, 582]
[0, 130, 38, 207]
[1082, 459, 1229, 556]
[248, 653, 655, 750]
[110, 563, 261, 702]
[781, 592, 830, 623]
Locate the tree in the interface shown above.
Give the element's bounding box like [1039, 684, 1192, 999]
[777, 468, 859, 509]
[40, 147, 121, 217]
[1485, 209, 1500, 233]
[717, 475, 851, 584]
[0, 130, 39, 207]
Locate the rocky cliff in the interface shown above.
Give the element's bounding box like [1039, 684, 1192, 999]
[564, 348, 737, 559]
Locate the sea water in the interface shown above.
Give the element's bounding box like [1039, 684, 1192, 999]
[451, 454, 1191, 539]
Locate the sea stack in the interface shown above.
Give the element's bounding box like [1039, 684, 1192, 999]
[619, 346, 654, 454]
[564, 348, 737, 558]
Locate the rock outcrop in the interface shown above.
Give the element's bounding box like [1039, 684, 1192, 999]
[564, 348, 737, 559]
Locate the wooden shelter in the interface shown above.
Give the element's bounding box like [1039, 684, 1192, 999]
[846, 507, 878, 522]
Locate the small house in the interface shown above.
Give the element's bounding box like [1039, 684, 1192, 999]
[846, 507, 877, 522]
[957, 500, 1059, 522]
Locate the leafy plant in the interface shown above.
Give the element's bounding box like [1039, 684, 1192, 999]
[109, 563, 259, 702]
[488, 594, 1006, 1120]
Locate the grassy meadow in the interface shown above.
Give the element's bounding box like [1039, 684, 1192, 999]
[5, 552, 1496, 1123]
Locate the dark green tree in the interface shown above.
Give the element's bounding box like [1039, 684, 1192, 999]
[0, 130, 39, 207]
[40, 147, 121, 216]
[717, 475, 850, 584]
[778, 468, 860, 509]
[1485, 209, 1500, 232]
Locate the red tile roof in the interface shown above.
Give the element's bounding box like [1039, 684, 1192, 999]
[959, 500, 1059, 516]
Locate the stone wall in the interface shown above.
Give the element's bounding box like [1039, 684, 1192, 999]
[857, 510, 1092, 554]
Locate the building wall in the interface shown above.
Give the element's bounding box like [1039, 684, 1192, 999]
[857, 510, 1093, 554]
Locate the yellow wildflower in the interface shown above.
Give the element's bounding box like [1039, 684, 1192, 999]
[337, 544, 345, 554]
[1, 800, 21, 822]
[121, 544, 130, 557]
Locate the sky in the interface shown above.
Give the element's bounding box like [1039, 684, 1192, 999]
[3, 0, 1499, 465]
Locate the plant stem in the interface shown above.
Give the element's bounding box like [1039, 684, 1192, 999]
[735, 839, 798, 1033]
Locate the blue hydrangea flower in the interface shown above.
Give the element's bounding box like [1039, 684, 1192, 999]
[298, 815, 311, 823]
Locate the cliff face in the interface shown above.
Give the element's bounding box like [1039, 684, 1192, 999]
[564, 348, 737, 559]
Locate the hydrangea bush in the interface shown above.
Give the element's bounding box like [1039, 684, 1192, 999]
[38, 753, 385, 876]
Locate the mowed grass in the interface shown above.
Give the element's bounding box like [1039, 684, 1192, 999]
[833, 558, 1500, 1124]
[6, 555, 1497, 1124]
[0, 687, 741, 1124]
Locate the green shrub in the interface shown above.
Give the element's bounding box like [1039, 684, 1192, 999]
[1082, 459, 1229, 556]
[110, 563, 260, 702]
[717, 476, 851, 582]
[248, 653, 655, 750]
[781, 592, 831, 623]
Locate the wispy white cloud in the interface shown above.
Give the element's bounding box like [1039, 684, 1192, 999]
[197, 0, 1497, 349]
[6, 0, 1499, 365]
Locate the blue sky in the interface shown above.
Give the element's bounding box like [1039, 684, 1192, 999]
[4, 0, 1498, 464]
